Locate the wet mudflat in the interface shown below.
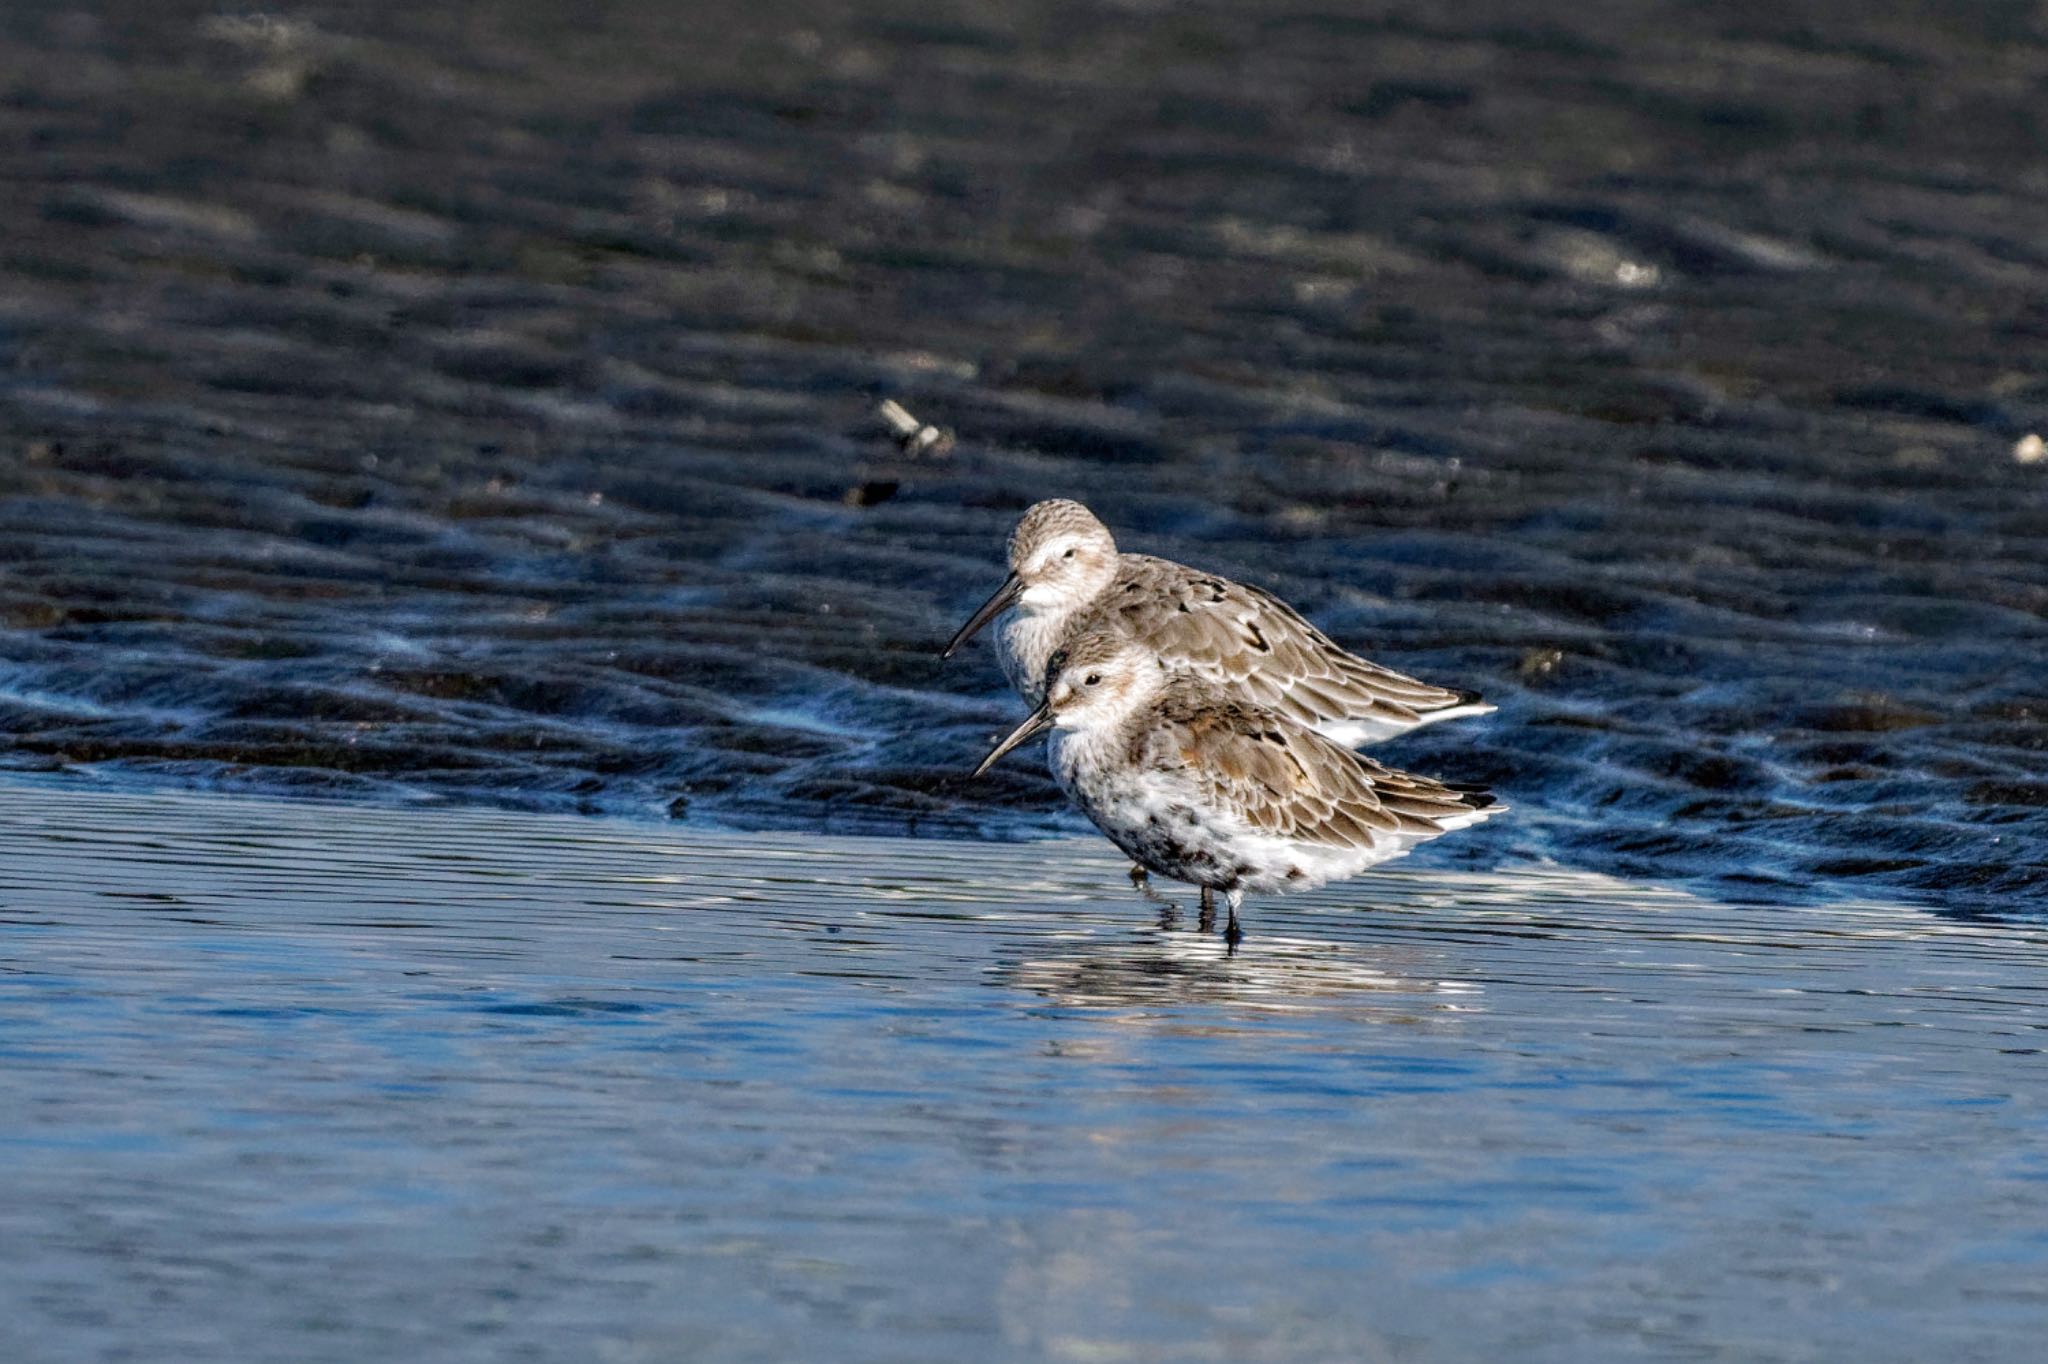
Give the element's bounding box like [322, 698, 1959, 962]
[2, 781, 2044, 1362]
[0, 1, 2043, 911]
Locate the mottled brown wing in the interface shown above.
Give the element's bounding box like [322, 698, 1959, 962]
[1136, 684, 1494, 853]
[1095, 556, 1475, 734]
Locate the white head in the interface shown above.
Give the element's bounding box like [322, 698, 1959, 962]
[1006, 500, 1119, 609]
[1039, 630, 1163, 731]
[970, 629, 1164, 775]
[942, 499, 1119, 658]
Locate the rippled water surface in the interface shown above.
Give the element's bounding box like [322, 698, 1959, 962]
[0, 1, 2043, 910]
[3, 782, 2045, 1361]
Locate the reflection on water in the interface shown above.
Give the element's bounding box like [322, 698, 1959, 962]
[2, 779, 2046, 1362]
[997, 920, 1479, 1015]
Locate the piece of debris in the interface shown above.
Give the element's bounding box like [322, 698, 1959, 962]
[876, 399, 954, 457]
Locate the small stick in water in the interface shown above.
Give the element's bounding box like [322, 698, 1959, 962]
[876, 399, 954, 457]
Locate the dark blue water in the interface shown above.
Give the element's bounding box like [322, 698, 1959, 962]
[0, 3, 2044, 906]
[3, 783, 2045, 1362]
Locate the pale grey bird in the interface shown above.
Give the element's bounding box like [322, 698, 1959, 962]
[943, 499, 1492, 747]
[972, 630, 1505, 943]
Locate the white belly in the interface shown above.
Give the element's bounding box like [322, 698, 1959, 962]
[1051, 729, 1424, 894]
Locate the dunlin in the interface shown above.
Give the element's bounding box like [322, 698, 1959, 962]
[943, 500, 1491, 746]
[972, 629, 1504, 943]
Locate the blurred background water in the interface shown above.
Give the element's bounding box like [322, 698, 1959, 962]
[3, 783, 2046, 1362]
[0, 0, 2041, 910]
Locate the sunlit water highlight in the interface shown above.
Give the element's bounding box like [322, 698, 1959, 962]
[2, 780, 2044, 1362]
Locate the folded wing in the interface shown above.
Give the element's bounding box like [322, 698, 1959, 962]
[1138, 685, 1503, 855]
[1095, 556, 1490, 744]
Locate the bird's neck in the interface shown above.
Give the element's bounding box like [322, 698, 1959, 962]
[1000, 597, 1089, 702]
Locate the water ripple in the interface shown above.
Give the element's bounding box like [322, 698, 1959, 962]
[2, 783, 2046, 1360]
[0, 1, 2043, 919]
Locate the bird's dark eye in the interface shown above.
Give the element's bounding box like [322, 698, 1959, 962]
[1084, 672, 1101, 686]
[1062, 548, 1075, 559]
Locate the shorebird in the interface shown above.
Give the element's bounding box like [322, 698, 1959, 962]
[971, 629, 1504, 944]
[942, 499, 1491, 747]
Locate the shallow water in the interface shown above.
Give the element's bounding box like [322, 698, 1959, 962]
[2, 780, 2044, 1361]
[0, 1, 2044, 912]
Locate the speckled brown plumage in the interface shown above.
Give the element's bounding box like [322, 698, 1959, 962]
[972, 630, 1506, 938]
[957, 501, 1493, 747]
[1079, 554, 1483, 741]
[1128, 679, 1500, 856]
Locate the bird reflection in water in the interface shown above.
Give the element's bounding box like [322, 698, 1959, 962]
[991, 909, 1480, 1016]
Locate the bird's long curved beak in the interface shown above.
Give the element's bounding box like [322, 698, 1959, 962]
[941, 573, 1022, 659]
[971, 702, 1053, 777]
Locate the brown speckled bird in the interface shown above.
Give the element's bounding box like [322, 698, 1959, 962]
[972, 629, 1505, 942]
[943, 499, 1492, 747]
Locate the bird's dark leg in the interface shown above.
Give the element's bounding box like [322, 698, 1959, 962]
[1129, 866, 1185, 928]
[1223, 889, 1244, 954]
[1197, 886, 1216, 936]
